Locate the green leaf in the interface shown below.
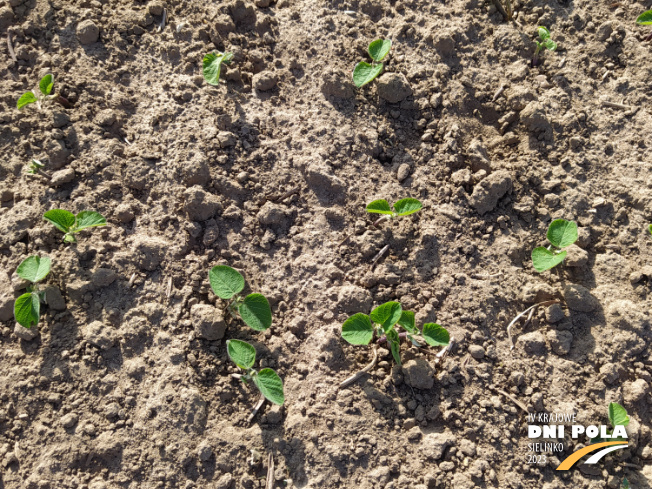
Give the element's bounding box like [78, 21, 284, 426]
[547, 219, 578, 248]
[353, 61, 383, 88]
[648, 224, 652, 235]
[370, 301, 402, 333]
[208, 265, 245, 299]
[368, 39, 392, 62]
[608, 402, 630, 428]
[636, 10, 652, 25]
[253, 368, 285, 405]
[366, 199, 393, 215]
[239, 293, 272, 331]
[74, 211, 107, 231]
[17, 91, 37, 109]
[203, 52, 233, 86]
[226, 339, 256, 370]
[14, 292, 40, 328]
[532, 247, 567, 272]
[622, 477, 630, 489]
[544, 39, 557, 51]
[39, 74, 54, 95]
[16, 256, 51, 283]
[394, 198, 422, 216]
[341, 313, 374, 345]
[422, 323, 450, 347]
[397, 311, 417, 334]
[43, 209, 76, 233]
[538, 26, 550, 41]
[386, 328, 401, 365]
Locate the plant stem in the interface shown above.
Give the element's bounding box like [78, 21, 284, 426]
[372, 215, 391, 227]
[532, 45, 541, 67]
[378, 332, 408, 344]
[339, 346, 378, 388]
[38, 169, 52, 179]
[247, 393, 266, 424]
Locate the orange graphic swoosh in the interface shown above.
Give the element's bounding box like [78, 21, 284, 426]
[556, 441, 628, 470]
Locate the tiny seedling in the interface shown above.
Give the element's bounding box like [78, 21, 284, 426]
[43, 209, 107, 243]
[341, 301, 449, 365]
[203, 51, 233, 86]
[648, 224, 652, 236]
[591, 402, 630, 443]
[13, 256, 51, 329]
[17, 74, 58, 110]
[532, 26, 557, 67]
[25, 159, 51, 179]
[622, 477, 630, 489]
[366, 197, 422, 227]
[531, 219, 578, 272]
[636, 10, 652, 26]
[227, 339, 285, 406]
[209, 265, 272, 331]
[353, 39, 392, 88]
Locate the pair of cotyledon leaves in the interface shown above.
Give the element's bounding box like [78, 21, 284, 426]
[353, 39, 392, 88]
[43, 209, 107, 243]
[226, 339, 284, 405]
[531, 219, 578, 272]
[17, 74, 54, 109]
[342, 301, 449, 365]
[366, 198, 422, 217]
[209, 265, 272, 331]
[537, 26, 557, 52]
[637, 10, 652, 25]
[14, 256, 51, 328]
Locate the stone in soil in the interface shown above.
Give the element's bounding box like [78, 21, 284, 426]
[516, 331, 546, 354]
[377, 73, 412, 103]
[77, 19, 100, 44]
[14, 323, 38, 341]
[183, 186, 222, 221]
[191, 304, 226, 341]
[563, 284, 599, 312]
[402, 358, 434, 390]
[469, 170, 512, 215]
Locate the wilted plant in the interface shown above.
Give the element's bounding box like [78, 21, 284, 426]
[532, 26, 557, 66]
[43, 209, 107, 243]
[13, 256, 51, 328]
[227, 339, 285, 406]
[353, 39, 391, 88]
[531, 219, 578, 272]
[209, 265, 272, 331]
[203, 51, 233, 85]
[341, 301, 449, 365]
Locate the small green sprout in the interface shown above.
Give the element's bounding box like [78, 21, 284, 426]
[531, 219, 578, 272]
[203, 51, 233, 86]
[353, 39, 392, 88]
[13, 256, 51, 329]
[227, 339, 285, 405]
[26, 159, 52, 179]
[592, 402, 629, 443]
[341, 301, 449, 365]
[17, 74, 58, 110]
[209, 265, 272, 331]
[532, 26, 557, 67]
[648, 224, 652, 236]
[622, 477, 630, 489]
[637, 10, 652, 26]
[366, 198, 422, 218]
[43, 209, 107, 243]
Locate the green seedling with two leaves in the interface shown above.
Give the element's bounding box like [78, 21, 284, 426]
[227, 339, 284, 405]
[44, 209, 107, 244]
[17, 74, 57, 110]
[26, 159, 52, 179]
[532, 26, 557, 67]
[532, 219, 578, 272]
[341, 301, 449, 365]
[366, 198, 422, 219]
[203, 51, 233, 85]
[209, 265, 272, 331]
[590, 402, 630, 443]
[13, 256, 51, 328]
[353, 39, 391, 88]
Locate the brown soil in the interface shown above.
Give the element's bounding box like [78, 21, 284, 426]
[0, 0, 651, 487]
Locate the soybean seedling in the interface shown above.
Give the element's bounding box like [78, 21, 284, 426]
[341, 301, 449, 366]
[17, 74, 62, 110]
[227, 339, 285, 407]
[13, 256, 51, 328]
[532, 26, 557, 67]
[531, 219, 578, 272]
[43, 209, 107, 243]
[25, 159, 51, 179]
[209, 265, 272, 331]
[366, 198, 422, 227]
[591, 402, 630, 443]
[353, 39, 391, 88]
[203, 51, 233, 85]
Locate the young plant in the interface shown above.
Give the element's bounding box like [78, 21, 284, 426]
[43, 209, 107, 243]
[203, 51, 233, 86]
[17, 74, 57, 110]
[209, 265, 272, 331]
[648, 224, 652, 236]
[532, 26, 557, 67]
[227, 339, 285, 405]
[25, 159, 51, 179]
[637, 10, 652, 26]
[353, 39, 391, 88]
[13, 256, 51, 328]
[591, 402, 629, 443]
[341, 301, 449, 365]
[531, 219, 578, 272]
